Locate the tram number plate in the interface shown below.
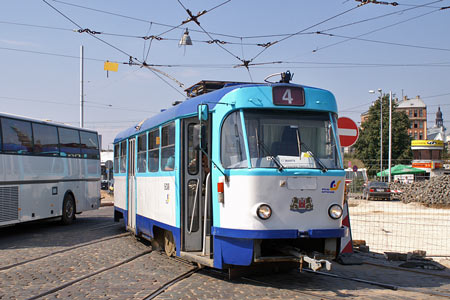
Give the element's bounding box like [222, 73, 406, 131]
[272, 86, 305, 106]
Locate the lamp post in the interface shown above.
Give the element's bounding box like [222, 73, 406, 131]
[369, 89, 383, 181]
[388, 91, 392, 183]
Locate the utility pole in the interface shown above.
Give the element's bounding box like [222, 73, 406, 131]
[80, 45, 84, 128]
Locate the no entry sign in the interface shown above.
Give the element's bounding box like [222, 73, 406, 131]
[338, 117, 359, 147]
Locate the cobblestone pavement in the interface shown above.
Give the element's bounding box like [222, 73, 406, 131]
[1, 206, 449, 300]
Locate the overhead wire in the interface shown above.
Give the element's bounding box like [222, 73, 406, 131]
[247, 3, 364, 64]
[0, 95, 159, 114]
[316, 32, 450, 52]
[312, 0, 445, 53]
[175, 0, 244, 65]
[3, 45, 450, 70]
[42, 0, 186, 96]
[50, 0, 242, 39]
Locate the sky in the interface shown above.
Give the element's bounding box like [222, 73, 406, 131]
[1, 0, 450, 149]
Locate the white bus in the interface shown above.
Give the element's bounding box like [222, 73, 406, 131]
[0, 112, 101, 226]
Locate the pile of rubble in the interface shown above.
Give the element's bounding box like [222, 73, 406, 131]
[390, 175, 450, 207]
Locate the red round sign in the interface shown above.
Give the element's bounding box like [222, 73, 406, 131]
[338, 117, 359, 147]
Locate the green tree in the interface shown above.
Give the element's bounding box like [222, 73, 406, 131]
[354, 94, 412, 177]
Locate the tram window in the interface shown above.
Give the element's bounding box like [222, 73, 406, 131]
[58, 128, 81, 157]
[120, 141, 127, 173]
[148, 129, 160, 172]
[187, 124, 199, 175]
[187, 179, 199, 232]
[137, 133, 147, 173]
[1, 118, 33, 154]
[80, 131, 100, 159]
[0, 121, 2, 152]
[32, 123, 59, 156]
[114, 143, 119, 173]
[221, 111, 247, 168]
[161, 123, 175, 171]
[243, 110, 340, 169]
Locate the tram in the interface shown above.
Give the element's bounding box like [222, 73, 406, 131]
[113, 72, 347, 271]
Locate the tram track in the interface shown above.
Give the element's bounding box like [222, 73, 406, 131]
[0, 232, 130, 272]
[25, 248, 152, 300]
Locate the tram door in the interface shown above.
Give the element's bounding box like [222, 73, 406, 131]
[182, 118, 207, 251]
[127, 138, 136, 230]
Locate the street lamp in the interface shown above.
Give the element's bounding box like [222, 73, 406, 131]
[369, 89, 383, 181]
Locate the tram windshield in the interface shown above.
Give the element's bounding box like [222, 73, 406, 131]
[221, 110, 342, 170]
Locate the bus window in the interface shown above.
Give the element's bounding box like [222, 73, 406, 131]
[137, 133, 147, 173]
[33, 123, 59, 156]
[221, 111, 247, 169]
[80, 131, 100, 159]
[148, 129, 160, 172]
[58, 128, 81, 157]
[114, 143, 119, 173]
[1, 118, 33, 154]
[161, 123, 175, 171]
[0, 120, 2, 152]
[120, 141, 127, 173]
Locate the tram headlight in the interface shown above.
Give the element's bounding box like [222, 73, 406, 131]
[257, 204, 272, 220]
[328, 204, 343, 219]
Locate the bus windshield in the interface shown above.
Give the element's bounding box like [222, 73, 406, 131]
[220, 110, 341, 170]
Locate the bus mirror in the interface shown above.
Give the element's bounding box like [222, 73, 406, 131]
[198, 104, 209, 121]
[193, 124, 206, 150]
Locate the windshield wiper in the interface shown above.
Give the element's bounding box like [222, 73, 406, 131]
[257, 139, 284, 171]
[300, 141, 328, 173]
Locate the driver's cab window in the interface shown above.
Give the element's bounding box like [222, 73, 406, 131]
[220, 111, 247, 169]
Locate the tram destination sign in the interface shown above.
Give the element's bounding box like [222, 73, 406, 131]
[272, 86, 305, 106]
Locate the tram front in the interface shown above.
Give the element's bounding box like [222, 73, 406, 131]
[210, 83, 347, 270]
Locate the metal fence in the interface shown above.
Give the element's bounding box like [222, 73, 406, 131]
[348, 193, 450, 257]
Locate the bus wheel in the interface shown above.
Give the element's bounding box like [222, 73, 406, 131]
[164, 231, 176, 257]
[62, 194, 75, 225]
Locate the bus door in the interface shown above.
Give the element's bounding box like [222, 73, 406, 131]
[182, 117, 210, 252]
[127, 138, 136, 231]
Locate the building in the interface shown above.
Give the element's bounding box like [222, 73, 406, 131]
[411, 140, 445, 177]
[396, 96, 427, 140]
[427, 106, 447, 141]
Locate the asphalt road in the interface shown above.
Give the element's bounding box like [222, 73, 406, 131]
[1, 206, 449, 300]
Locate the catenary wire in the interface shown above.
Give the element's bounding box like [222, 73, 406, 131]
[313, 0, 445, 53]
[248, 4, 363, 63]
[316, 32, 450, 52]
[50, 0, 242, 39]
[42, 0, 185, 96]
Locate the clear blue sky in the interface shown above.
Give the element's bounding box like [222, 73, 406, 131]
[1, 0, 449, 148]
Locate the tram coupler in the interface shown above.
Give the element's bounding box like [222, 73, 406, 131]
[280, 247, 332, 272]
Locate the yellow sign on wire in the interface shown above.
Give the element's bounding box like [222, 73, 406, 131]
[104, 61, 119, 72]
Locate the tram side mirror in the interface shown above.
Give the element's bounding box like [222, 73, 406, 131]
[193, 124, 206, 150]
[198, 104, 209, 121]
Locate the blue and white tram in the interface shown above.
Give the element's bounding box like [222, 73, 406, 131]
[113, 76, 347, 270]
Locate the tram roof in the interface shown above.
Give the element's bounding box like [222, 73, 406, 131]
[113, 83, 333, 143]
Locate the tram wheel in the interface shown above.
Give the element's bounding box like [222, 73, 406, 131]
[164, 230, 176, 257]
[61, 194, 75, 225]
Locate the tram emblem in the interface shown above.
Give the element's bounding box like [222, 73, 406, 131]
[290, 197, 313, 213]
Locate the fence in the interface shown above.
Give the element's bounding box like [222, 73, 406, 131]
[347, 176, 450, 257]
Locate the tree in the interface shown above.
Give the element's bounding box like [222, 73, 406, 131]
[354, 94, 412, 177]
